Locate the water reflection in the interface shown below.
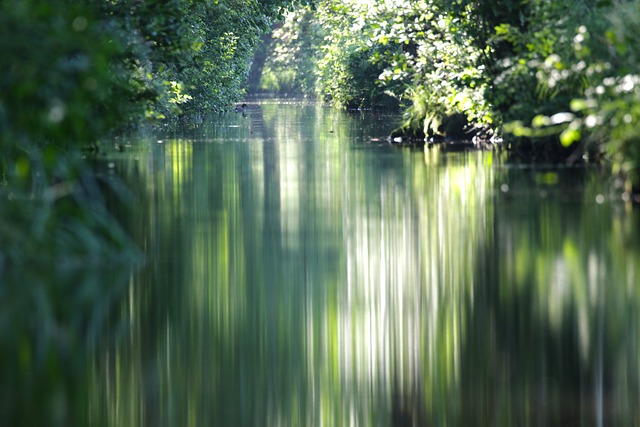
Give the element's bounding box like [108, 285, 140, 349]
[93, 102, 640, 426]
[0, 157, 138, 427]
[467, 166, 640, 425]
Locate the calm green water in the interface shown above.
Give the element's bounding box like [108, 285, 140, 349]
[91, 101, 640, 426]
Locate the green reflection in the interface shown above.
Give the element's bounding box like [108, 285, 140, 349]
[0, 155, 139, 427]
[92, 103, 640, 426]
[458, 167, 640, 425]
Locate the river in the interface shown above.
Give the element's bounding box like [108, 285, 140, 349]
[89, 100, 640, 426]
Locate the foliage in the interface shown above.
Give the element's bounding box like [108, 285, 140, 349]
[256, 0, 490, 128]
[587, 4, 640, 189]
[312, 0, 396, 107]
[475, 0, 599, 159]
[257, 1, 399, 108]
[0, 0, 135, 150]
[257, 8, 320, 95]
[169, 0, 279, 113]
[0, 5, 140, 414]
[367, 0, 491, 133]
[497, 0, 640, 188]
[0, 147, 140, 426]
[257, 0, 640, 187]
[0, 0, 301, 146]
[91, 0, 307, 118]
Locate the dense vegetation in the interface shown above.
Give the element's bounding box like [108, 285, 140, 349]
[256, 0, 640, 191]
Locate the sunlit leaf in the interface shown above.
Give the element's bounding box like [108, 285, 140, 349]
[560, 126, 581, 147]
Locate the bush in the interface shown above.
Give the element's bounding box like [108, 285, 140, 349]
[497, 0, 640, 188]
[0, 0, 135, 150]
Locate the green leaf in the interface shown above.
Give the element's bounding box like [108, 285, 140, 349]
[570, 99, 596, 112]
[560, 127, 581, 147]
[532, 114, 549, 128]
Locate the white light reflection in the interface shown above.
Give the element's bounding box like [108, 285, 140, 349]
[317, 150, 493, 424]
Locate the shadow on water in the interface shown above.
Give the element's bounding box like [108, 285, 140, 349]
[89, 101, 640, 426]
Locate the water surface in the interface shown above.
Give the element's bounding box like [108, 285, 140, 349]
[93, 101, 640, 426]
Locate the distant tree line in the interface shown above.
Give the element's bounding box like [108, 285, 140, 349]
[256, 0, 640, 191]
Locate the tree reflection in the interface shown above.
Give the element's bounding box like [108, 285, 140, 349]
[91, 103, 640, 427]
[458, 167, 640, 426]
